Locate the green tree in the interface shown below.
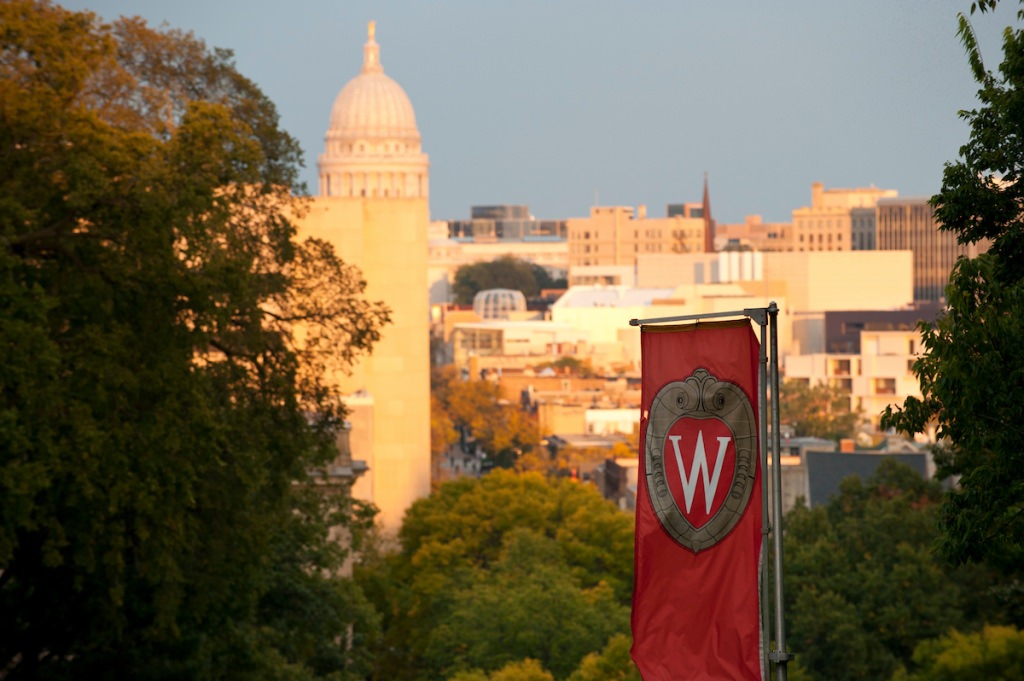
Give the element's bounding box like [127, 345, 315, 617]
[357, 470, 635, 681]
[531, 356, 596, 378]
[779, 379, 861, 440]
[892, 625, 1024, 681]
[566, 634, 640, 681]
[431, 392, 459, 459]
[434, 369, 540, 468]
[424, 529, 627, 680]
[450, 659, 556, 681]
[783, 460, 981, 681]
[452, 256, 557, 305]
[881, 2, 1024, 590]
[0, 2, 387, 678]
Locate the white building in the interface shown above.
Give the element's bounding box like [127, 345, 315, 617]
[784, 328, 926, 432]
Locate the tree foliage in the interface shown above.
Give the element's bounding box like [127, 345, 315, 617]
[432, 367, 540, 468]
[783, 460, 994, 681]
[881, 3, 1024, 584]
[450, 659, 556, 681]
[0, 2, 388, 678]
[892, 625, 1024, 681]
[423, 529, 626, 680]
[356, 470, 635, 681]
[530, 356, 597, 378]
[779, 379, 861, 441]
[565, 634, 640, 681]
[452, 256, 563, 306]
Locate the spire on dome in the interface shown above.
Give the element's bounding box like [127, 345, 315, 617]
[362, 21, 383, 74]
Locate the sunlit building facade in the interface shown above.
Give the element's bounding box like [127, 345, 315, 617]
[875, 197, 989, 303]
[297, 23, 431, 532]
[791, 182, 898, 252]
[567, 204, 705, 268]
[784, 329, 926, 432]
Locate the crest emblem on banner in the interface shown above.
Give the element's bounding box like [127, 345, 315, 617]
[644, 368, 757, 552]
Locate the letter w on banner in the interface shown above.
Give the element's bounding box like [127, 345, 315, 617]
[632, 319, 763, 680]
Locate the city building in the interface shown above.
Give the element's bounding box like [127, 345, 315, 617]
[445, 204, 566, 241]
[427, 204, 568, 306]
[821, 306, 943, 354]
[549, 282, 790, 372]
[784, 328, 927, 431]
[714, 214, 793, 252]
[875, 196, 990, 303]
[451, 320, 588, 376]
[636, 250, 914, 348]
[791, 182, 898, 252]
[567, 204, 706, 268]
[850, 206, 876, 250]
[567, 264, 637, 287]
[296, 23, 431, 532]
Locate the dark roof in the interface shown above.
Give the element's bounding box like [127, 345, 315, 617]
[805, 451, 927, 507]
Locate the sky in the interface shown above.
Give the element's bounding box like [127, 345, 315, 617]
[63, 1, 1021, 224]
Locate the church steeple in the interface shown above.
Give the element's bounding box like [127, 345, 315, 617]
[702, 172, 715, 253]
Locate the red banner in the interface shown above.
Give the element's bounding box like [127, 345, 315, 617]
[632, 320, 763, 681]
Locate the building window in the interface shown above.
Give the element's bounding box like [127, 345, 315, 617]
[830, 377, 853, 392]
[830, 358, 851, 376]
[873, 377, 897, 395]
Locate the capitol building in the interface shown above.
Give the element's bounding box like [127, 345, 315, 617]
[297, 22, 431, 531]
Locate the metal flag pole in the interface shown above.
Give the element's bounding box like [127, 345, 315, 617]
[630, 303, 789, 681]
[756, 309, 771, 681]
[767, 302, 792, 680]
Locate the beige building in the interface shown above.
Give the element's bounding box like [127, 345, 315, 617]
[792, 182, 898, 252]
[549, 282, 789, 372]
[567, 205, 705, 268]
[451, 320, 587, 375]
[296, 23, 431, 532]
[784, 328, 926, 432]
[637, 250, 914, 322]
[714, 214, 793, 252]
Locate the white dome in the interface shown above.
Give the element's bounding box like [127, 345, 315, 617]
[327, 53, 419, 142]
[317, 22, 429, 199]
[473, 289, 527, 320]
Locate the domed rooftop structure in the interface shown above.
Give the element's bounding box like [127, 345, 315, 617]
[327, 22, 419, 142]
[473, 289, 527, 320]
[318, 22, 429, 199]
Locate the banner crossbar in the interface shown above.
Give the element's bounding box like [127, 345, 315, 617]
[629, 306, 768, 327]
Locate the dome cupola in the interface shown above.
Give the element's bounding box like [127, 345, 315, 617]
[318, 22, 429, 199]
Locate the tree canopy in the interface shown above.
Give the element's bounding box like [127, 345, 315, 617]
[432, 367, 540, 469]
[355, 470, 635, 681]
[892, 625, 1024, 681]
[779, 379, 861, 441]
[783, 460, 1001, 681]
[452, 256, 565, 306]
[881, 2, 1024, 590]
[0, 2, 388, 678]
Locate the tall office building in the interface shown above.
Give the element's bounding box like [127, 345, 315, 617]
[297, 23, 431, 532]
[876, 197, 989, 303]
